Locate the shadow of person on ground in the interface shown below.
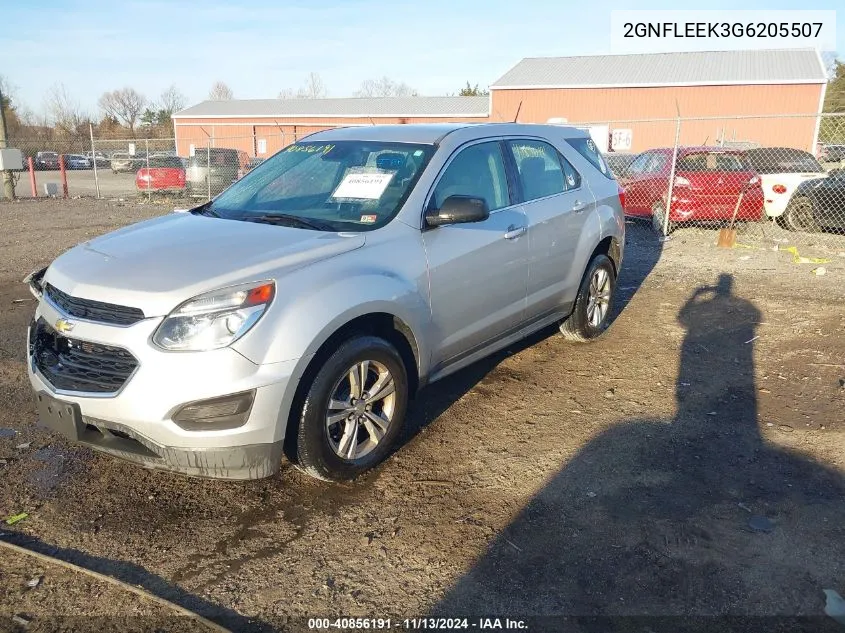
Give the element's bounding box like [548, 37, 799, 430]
[433, 273, 845, 632]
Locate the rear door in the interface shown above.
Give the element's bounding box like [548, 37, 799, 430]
[505, 138, 590, 320]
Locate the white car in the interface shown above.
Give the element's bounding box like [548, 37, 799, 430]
[744, 148, 827, 224]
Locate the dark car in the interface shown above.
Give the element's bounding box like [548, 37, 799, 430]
[820, 144, 845, 163]
[784, 168, 845, 232]
[34, 151, 60, 170]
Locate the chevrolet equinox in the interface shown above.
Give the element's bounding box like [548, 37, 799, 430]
[26, 123, 625, 481]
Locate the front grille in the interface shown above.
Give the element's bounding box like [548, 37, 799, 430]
[45, 283, 145, 326]
[31, 318, 138, 394]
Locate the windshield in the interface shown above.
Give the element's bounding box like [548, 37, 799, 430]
[745, 148, 824, 174]
[205, 141, 435, 231]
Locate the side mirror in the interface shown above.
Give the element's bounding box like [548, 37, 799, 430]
[425, 195, 489, 227]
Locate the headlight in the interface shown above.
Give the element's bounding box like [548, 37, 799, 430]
[152, 281, 275, 351]
[23, 266, 47, 298]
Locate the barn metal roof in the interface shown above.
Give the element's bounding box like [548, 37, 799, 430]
[173, 96, 490, 119]
[491, 48, 827, 89]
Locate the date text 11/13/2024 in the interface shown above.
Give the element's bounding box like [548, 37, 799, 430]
[307, 618, 529, 630]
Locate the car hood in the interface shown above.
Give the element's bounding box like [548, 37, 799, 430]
[45, 213, 365, 317]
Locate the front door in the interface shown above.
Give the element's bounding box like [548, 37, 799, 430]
[422, 141, 529, 369]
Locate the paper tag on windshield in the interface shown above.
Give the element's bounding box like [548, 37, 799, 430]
[331, 172, 394, 200]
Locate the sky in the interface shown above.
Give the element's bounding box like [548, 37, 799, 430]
[1, 0, 842, 119]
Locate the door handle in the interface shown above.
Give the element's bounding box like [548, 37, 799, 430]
[572, 200, 586, 212]
[504, 225, 526, 240]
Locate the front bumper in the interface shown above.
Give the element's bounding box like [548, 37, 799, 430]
[35, 391, 283, 479]
[27, 297, 300, 480]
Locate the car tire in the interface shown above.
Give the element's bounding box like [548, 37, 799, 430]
[287, 335, 408, 482]
[651, 202, 675, 236]
[782, 197, 820, 233]
[559, 254, 617, 342]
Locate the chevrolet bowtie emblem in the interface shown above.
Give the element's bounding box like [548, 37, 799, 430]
[54, 318, 75, 334]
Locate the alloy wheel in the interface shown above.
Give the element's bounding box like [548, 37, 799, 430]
[586, 268, 612, 328]
[325, 360, 396, 460]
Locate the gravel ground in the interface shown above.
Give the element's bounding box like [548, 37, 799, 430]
[0, 198, 844, 632]
[0, 546, 217, 632]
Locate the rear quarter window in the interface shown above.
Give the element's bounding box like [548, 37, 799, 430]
[566, 137, 613, 179]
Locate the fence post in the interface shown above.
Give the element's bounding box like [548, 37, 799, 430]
[59, 154, 69, 198]
[663, 117, 682, 236]
[145, 138, 150, 200]
[206, 139, 211, 201]
[28, 157, 37, 197]
[89, 123, 100, 199]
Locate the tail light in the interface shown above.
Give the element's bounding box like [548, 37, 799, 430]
[673, 176, 690, 187]
[617, 183, 625, 209]
[772, 184, 787, 194]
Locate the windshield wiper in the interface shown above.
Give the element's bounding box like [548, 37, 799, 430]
[244, 213, 335, 231]
[189, 202, 220, 217]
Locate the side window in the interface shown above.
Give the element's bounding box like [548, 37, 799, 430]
[644, 153, 668, 174]
[627, 153, 651, 175]
[566, 137, 612, 179]
[432, 142, 510, 212]
[507, 140, 566, 202]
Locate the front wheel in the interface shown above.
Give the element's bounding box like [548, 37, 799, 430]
[560, 254, 617, 342]
[287, 335, 408, 481]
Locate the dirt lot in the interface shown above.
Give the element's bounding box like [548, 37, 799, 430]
[0, 198, 844, 632]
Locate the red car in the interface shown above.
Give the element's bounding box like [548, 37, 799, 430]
[619, 147, 764, 233]
[135, 156, 186, 194]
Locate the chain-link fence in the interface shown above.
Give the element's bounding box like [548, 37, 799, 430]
[1, 126, 344, 202]
[3, 115, 845, 251]
[590, 113, 845, 251]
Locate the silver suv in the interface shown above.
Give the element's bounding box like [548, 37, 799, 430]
[26, 124, 625, 481]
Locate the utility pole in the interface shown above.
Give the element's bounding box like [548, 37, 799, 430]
[0, 84, 16, 200]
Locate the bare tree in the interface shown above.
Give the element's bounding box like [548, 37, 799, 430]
[277, 88, 295, 100]
[158, 85, 186, 115]
[354, 77, 417, 98]
[98, 88, 146, 135]
[45, 83, 87, 135]
[296, 72, 327, 99]
[208, 81, 233, 100]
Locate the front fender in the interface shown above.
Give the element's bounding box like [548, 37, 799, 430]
[233, 268, 431, 372]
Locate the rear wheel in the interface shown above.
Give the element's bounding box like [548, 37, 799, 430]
[651, 202, 675, 236]
[560, 254, 617, 342]
[782, 197, 820, 232]
[287, 335, 408, 481]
